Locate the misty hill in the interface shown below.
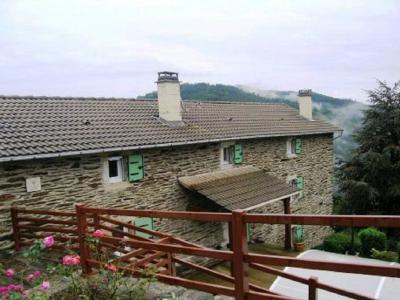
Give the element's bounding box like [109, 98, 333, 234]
[140, 83, 367, 161]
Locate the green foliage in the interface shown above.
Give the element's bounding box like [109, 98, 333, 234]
[140, 83, 296, 106]
[358, 227, 387, 257]
[322, 231, 361, 254]
[338, 81, 400, 215]
[370, 249, 397, 262]
[22, 240, 46, 264]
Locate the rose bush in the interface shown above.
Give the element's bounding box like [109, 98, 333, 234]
[1, 230, 157, 299]
[0, 236, 53, 299]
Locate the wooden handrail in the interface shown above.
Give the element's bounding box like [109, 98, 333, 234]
[98, 215, 169, 238]
[81, 207, 232, 222]
[244, 213, 400, 227]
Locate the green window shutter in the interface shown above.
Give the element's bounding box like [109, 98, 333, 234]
[296, 176, 304, 190]
[246, 224, 251, 242]
[134, 217, 153, 239]
[234, 144, 243, 164]
[128, 154, 144, 182]
[295, 138, 302, 154]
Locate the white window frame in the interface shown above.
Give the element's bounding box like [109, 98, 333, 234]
[286, 138, 297, 158]
[220, 142, 235, 168]
[105, 156, 123, 184]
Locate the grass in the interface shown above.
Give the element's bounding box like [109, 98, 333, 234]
[187, 243, 298, 289]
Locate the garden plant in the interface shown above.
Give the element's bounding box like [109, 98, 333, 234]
[0, 230, 156, 299]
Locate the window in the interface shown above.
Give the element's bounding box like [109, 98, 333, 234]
[106, 156, 123, 183]
[220, 142, 243, 167]
[287, 138, 302, 157]
[221, 143, 235, 167]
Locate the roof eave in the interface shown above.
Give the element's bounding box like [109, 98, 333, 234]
[0, 129, 342, 163]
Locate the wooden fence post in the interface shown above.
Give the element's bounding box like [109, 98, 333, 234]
[10, 207, 20, 251]
[93, 212, 100, 230]
[284, 197, 292, 250]
[228, 221, 234, 277]
[308, 276, 318, 300]
[232, 210, 249, 300]
[76, 203, 91, 275]
[167, 252, 176, 276]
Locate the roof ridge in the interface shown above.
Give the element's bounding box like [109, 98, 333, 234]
[0, 95, 146, 101]
[183, 99, 290, 106]
[0, 95, 291, 106]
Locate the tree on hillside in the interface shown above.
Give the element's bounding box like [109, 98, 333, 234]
[337, 81, 400, 215]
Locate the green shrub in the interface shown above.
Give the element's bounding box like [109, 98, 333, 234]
[371, 249, 397, 262]
[322, 231, 361, 254]
[358, 227, 386, 257]
[322, 232, 351, 254]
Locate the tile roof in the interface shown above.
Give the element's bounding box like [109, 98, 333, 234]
[178, 166, 299, 211]
[0, 96, 340, 161]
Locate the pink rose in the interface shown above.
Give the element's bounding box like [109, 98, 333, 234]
[63, 255, 80, 266]
[22, 290, 30, 298]
[8, 284, 23, 291]
[43, 235, 55, 248]
[5, 268, 15, 277]
[0, 286, 8, 296]
[106, 264, 117, 273]
[26, 274, 35, 282]
[93, 229, 105, 238]
[41, 281, 50, 290]
[70, 255, 80, 265]
[32, 270, 41, 277]
[26, 270, 41, 282]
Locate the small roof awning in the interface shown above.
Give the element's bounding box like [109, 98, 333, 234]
[178, 166, 299, 211]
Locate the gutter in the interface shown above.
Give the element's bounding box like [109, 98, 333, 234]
[0, 129, 343, 163]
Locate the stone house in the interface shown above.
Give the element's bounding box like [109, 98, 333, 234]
[0, 71, 340, 250]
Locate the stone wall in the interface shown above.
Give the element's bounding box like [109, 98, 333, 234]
[244, 134, 334, 247]
[0, 134, 334, 250]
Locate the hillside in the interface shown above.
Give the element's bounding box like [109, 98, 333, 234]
[139, 83, 367, 162]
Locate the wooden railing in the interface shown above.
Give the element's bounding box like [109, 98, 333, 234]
[11, 205, 400, 300]
[10, 207, 85, 251]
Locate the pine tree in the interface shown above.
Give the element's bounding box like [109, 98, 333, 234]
[338, 81, 400, 214]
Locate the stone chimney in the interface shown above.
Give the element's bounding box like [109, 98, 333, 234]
[157, 71, 182, 122]
[298, 89, 313, 120]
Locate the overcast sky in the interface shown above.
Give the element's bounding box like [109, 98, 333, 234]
[0, 0, 399, 103]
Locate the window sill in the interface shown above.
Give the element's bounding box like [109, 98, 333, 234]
[103, 181, 131, 192]
[220, 163, 234, 169]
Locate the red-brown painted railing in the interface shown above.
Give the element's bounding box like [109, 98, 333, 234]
[11, 205, 400, 300]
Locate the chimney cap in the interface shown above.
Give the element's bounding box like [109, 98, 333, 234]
[157, 71, 179, 82]
[298, 89, 312, 97]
